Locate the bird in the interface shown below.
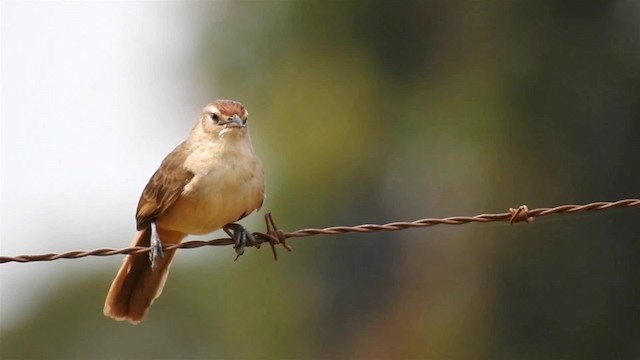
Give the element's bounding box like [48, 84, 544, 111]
[104, 99, 265, 324]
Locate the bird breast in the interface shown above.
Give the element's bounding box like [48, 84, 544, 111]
[157, 138, 265, 235]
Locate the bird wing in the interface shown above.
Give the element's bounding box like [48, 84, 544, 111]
[135, 142, 195, 230]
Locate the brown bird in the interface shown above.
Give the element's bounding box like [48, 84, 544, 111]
[104, 99, 265, 324]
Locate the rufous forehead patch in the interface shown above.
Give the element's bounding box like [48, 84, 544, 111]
[212, 99, 247, 117]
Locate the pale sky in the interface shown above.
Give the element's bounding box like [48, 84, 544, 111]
[1, 1, 223, 329]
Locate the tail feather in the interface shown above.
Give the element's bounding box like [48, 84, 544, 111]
[103, 227, 185, 324]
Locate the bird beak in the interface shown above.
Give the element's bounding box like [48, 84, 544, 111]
[227, 114, 245, 128]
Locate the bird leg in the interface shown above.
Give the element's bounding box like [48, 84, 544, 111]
[149, 221, 164, 270]
[223, 223, 259, 260]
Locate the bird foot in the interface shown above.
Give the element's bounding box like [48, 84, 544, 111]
[223, 223, 259, 261]
[149, 222, 164, 270]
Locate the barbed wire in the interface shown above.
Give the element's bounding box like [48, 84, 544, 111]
[1, 198, 638, 264]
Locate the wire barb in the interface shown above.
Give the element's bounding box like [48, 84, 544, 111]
[253, 212, 292, 261]
[1, 198, 638, 264]
[509, 205, 532, 224]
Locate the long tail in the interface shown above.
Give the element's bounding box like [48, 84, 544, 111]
[103, 226, 186, 324]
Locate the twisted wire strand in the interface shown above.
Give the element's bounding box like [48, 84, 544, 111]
[1, 198, 638, 264]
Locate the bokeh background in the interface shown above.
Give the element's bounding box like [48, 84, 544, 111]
[2, 1, 640, 359]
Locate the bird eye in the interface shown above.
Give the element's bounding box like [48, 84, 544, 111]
[210, 113, 220, 123]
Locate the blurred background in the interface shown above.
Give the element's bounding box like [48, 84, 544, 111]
[1, 1, 639, 359]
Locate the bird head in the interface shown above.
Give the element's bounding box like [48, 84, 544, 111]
[199, 99, 249, 137]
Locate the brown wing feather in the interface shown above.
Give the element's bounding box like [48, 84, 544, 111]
[135, 142, 194, 230]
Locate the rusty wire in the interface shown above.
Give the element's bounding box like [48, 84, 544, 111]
[1, 198, 638, 264]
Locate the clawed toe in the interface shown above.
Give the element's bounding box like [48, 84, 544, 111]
[223, 223, 258, 260]
[149, 222, 164, 270]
